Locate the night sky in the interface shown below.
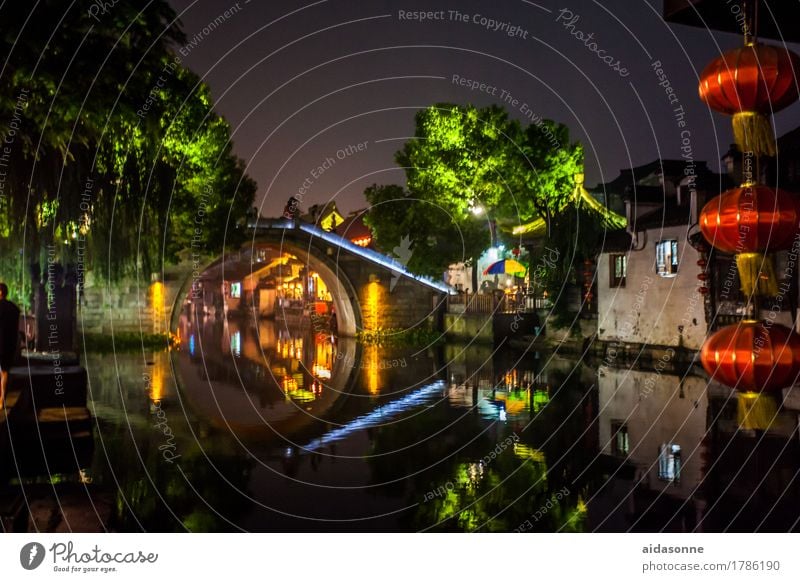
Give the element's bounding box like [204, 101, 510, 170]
[167, 0, 800, 217]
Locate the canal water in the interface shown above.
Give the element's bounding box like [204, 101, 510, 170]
[79, 314, 800, 532]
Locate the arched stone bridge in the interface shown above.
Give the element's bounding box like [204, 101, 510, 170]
[235, 217, 451, 336]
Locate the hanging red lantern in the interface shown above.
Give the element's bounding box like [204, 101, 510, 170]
[699, 43, 800, 156]
[699, 184, 799, 296]
[696, 258, 707, 268]
[697, 272, 709, 281]
[512, 247, 520, 257]
[698, 286, 710, 295]
[699, 184, 800, 253]
[700, 321, 800, 392]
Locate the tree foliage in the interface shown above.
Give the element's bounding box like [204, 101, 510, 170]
[364, 103, 582, 281]
[0, 1, 255, 303]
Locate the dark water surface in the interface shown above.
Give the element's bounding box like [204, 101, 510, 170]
[80, 314, 800, 532]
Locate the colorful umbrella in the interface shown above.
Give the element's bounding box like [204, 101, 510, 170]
[483, 259, 527, 276]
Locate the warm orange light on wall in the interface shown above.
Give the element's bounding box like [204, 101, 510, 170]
[352, 236, 372, 247]
[150, 281, 165, 333]
[365, 281, 383, 331]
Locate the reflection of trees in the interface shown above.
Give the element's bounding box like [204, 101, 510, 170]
[85, 352, 253, 532]
[106, 430, 253, 532]
[365, 363, 597, 531]
[415, 454, 586, 532]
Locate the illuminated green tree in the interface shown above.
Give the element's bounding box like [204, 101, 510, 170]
[363, 183, 488, 279]
[0, 1, 255, 305]
[364, 103, 582, 290]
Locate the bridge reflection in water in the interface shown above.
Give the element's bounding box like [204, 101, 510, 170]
[70, 314, 800, 532]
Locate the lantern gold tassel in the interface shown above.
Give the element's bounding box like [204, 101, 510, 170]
[737, 392, 779, 431]
[736, 252, 778, 296]
[732, 112, 776, 158]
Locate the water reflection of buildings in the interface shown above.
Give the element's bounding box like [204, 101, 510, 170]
[447, 362, 550, 424]
[597, 365, 800, 531]
[175, 315, 353, 438]
[598, 367, 707, 503]
[443, 345, 592, 424]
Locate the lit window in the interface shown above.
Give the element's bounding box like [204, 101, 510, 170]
[609, 254, 627, 287]
[658, 443, 681, 483]
[230, 331, 241, 357]
[611, 421, 629, 456]
[655, 240, 679, 278]
[230, 282, 242, 298]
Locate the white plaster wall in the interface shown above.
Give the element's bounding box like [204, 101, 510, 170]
[598, 225, 706, 350]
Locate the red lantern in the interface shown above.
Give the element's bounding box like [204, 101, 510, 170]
[512, 247, 520, 257]
[700, 321, 800, 392]
[696, 258, 707, 268]
[699, 43, 800, 156]
[697, 272, 709, 281]
[698, 286, 710, 295]
[699, 184, 800, 254]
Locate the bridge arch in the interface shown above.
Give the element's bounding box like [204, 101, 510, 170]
[264, 240, 362, 337]
[187, 219, 451, 338]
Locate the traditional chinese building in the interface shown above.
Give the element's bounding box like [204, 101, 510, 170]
[594, 159, 731, 351]
[596, 132, 800, 353]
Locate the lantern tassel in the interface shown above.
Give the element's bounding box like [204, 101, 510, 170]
[737, 392, 779, 431]
[732, 112, 776, 158]
[736, 252, 778, 297]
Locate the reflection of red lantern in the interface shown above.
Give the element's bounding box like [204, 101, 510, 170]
[699, 43, 800, 156]
[699, 185, 800, 253]
[700, 321, 800, 392]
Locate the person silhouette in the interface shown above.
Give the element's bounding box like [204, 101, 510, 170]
[0, 282, 21, 411]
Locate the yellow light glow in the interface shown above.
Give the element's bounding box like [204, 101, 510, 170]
[150, 359, 165, 402]
[313, 337, 332, 380]
[513, 443, 546, 462]
[150, 281, 165, 333]
[365, 281, 383, 331]
[366, 344, 380, 395]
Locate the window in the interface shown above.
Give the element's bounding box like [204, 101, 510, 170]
[611, 421, 629, 456]
[658, 443, 682, 483]
[609, 254, 627, 287]
[230, 331, 241, 357]
[655, 239, 679, 278]
[230, 282, 242, 298]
